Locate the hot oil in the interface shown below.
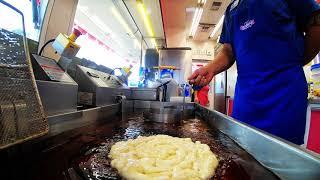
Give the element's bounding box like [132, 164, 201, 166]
[70, 114, 279, 180]
[2, 113, 279, 179]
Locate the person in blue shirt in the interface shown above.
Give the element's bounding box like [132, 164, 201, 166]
[188, 0, 320, 144]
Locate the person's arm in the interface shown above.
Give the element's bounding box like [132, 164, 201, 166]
[304, 11, 320, 65]
[284, 0, 320, 65]
[188, 44, 235, 86]
[189, 5, 234, 86]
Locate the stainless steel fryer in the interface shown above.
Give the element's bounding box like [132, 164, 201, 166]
[0, 101, 319, 180]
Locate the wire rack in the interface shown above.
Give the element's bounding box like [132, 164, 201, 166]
[0, 1, 48, 149]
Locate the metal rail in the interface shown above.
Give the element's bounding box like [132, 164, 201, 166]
[34, 101, 320, 180]
[195, 104, 320, 180]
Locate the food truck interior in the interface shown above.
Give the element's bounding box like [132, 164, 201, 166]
[0, 0, 320, 179]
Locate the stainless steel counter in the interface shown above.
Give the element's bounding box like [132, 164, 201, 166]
[195, 104, 320, 180]
[30, 101, 320, 180]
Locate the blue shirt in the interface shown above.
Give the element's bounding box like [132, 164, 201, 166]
[220, 0, 320, 144]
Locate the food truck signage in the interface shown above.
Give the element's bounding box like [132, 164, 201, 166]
[192, 49, 213, 60]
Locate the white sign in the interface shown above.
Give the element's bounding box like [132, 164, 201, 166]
[192, 49, 213, 60]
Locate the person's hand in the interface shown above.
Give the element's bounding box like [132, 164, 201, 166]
[188, 65, 214, 86]
[195, 97, 199, 103]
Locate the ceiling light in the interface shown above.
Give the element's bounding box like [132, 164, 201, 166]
[198, 0, 207, 5]
[137, 1, 156, 48]
[137, 2, 154, 37]
[210, 15, 224, 38]
[189, 0, 206, 37]
[78, 7, 113, 37]
[111, 7, 133, 36]
[190, 7, 199, 35]
[189, 7, 203, 37]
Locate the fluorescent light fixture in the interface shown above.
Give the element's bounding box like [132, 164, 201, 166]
[198, 0, 207, 3]
[111, 7, 133, 36]
[189, 7, 203, 37]
[112, 6, 142, 50]
[137, 2, 154, 37]
[137, 0, 156, 48]
[189, 0, 206, 37]
[210, 15, 224, 38]
[78, 7, 113, 37]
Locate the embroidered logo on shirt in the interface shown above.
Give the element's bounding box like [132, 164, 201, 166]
[240, 19, 255, 31]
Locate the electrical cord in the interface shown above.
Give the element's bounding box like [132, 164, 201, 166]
[38, 38, 55, 56]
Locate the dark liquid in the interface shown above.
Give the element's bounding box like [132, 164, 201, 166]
[0, 113, 279, 180]
[70, 114, 279, 180]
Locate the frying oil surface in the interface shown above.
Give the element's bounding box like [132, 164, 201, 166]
[72, 114, 279, 180]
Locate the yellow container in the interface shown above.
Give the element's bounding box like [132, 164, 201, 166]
[311, 64, 320, 97]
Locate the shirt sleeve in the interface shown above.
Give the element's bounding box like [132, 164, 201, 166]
[219, 12, 232, 44]
[286, 0, 320, 29]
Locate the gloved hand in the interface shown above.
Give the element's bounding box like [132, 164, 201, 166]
[188, 65, 214, 86]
